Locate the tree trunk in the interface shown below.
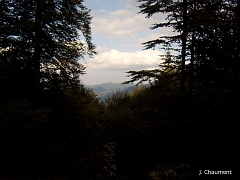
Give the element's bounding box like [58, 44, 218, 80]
[181, 0, 187, 94]
[189, 0, 196, 95]
[34, 0, 42, 94]
[236, 0, 240, 84]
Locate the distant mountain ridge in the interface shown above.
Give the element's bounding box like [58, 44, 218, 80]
[90, 82, 132, 89]
[87, 82, 151, 101]
[86, 82, 135, 101]
[92, 86, 107, 93]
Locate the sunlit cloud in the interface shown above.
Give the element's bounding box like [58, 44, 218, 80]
[95, 46, 112, 53]
[81, 0, 176, 84]
[84, 48, 163, 70]
[90, 1, 176, 52]
[92, 9, 146, 38]
[91, 4, 167, 39]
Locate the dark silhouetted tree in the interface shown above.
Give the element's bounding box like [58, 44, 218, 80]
[0, 1, 98, 179]
[0, 0, 96, 100]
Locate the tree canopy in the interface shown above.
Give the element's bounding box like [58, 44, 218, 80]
[0, 0, 96, 100]
[0, 0, 238, 179]
[0, 1, 99, 179]
[126, 0, 240, 96]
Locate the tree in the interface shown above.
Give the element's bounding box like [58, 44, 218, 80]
[122, 0, 239, 178]
[123, 50, 179, 92]
[128, 0, 240, 96]
[136, 0, 190, 92]
[0, 1, 98, 179]
[0, 0, 96, 100]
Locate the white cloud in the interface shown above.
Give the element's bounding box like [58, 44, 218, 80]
[96, 46, 112, 53]
[81, 48, 164, 85]
[122, 0, 141, 10]
[81, 0, 178, 85]
[90, 0, 177, 51]
[91, 4, 167, 38]
[92, 9, 144, 37]
[84, 48, 163, 70]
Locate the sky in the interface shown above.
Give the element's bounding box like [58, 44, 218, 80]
[80, 0, 176, 85]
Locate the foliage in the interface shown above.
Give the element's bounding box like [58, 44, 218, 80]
[135, 0, 240, 95]
[0, 0, 96, 101]
[124, 50, 181, 93]
[0, 0, 100, 179]
[102, 142, 117, 179]
[149, 163, 191, 180]
[0, 0, 239, 179]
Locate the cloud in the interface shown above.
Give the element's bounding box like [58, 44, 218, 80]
[95, 46, 112, 53]
[81, 0, 178, 85]
[92, 9, 145, 38]
[90, 0, 177, 50]
[91, 1, 167, 38]
[84, 48, 163, 70]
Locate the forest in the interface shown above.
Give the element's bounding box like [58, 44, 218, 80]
[0, 0, 238, 179]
